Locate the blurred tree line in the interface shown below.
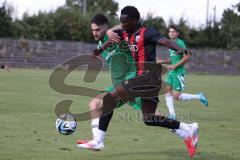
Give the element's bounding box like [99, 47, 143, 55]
[0, 0, 240, 49]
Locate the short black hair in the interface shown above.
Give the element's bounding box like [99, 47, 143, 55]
[91, 13, 108, 25]
[121, 6, 140, 20]
[168, 25, 180, 33]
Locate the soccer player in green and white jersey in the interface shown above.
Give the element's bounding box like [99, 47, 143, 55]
[76, 13, 141, 150]
[158, 25, 208, 120]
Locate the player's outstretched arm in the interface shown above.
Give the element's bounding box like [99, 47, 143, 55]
[168, 54, 191, 70]
[175, 54, 191, 67]
[159, 37, 191, 55]
[157, 58, 171, 64]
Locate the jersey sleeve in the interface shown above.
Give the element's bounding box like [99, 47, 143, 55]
[144, 27, 166, 44]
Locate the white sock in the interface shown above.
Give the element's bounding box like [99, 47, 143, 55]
[172, 129, 189, 139]
[179, 122, 191, 133]
[179, 93, 200, 101]
[94, 129, 106, 143]
[91, 118, 99, 140]
[165, 93, 175, 116]
[91, 118, 105, 143]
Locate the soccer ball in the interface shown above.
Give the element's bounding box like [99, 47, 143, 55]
[56, 113, 77, 135]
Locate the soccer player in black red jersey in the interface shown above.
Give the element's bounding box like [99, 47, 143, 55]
[78, 6, 199, 157]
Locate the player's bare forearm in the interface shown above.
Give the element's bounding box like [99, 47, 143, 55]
[159, 37, 184, 52]
[109, 24, 122, 31]
[158, 58, 171, 64]
[173, 54, 190, 68]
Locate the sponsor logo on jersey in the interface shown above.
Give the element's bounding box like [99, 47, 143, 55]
[169, 50, 178, 57]
[105, 50, 115, 61]
[128, 44, 138, 52]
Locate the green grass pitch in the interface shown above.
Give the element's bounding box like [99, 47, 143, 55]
[0, 68, 240, 160]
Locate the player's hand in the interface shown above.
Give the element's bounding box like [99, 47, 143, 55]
[91, 41, 113, 58]
[157, 59, 164, 64]
[107, 30, 120, 43]
[167, 65, 176, 70]
[91, 49, 101, 58]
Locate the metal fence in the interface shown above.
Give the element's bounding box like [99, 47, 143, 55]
[1, 38, 240, 74]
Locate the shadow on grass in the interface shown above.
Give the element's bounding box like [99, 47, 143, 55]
[98, 149, 238, 160]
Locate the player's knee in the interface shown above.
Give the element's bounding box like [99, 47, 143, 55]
[89, 98, 102, 110]
[88, 102, 96, 110]
[165, 85, 173, 93]
[173, 93, 180, 100]
[174, 95, 179, 100]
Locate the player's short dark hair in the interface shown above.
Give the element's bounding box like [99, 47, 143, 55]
[121, 6, 140, 20]
[91, 13, 108, 25]
[168, 25, 180, 33]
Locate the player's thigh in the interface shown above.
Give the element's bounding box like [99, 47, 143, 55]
[165, 74, 174, 93]
[172, 91, 181, 100]
[166, 74, 173, 88]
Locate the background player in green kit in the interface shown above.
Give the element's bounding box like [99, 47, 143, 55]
[158, 25, 209, 120]
[76, 13, 141, 150]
